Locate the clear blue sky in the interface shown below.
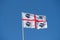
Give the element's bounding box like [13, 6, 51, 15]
[0, 0, 60, 40]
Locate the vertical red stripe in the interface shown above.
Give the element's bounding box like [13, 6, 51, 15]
[34, 15, 36, 28]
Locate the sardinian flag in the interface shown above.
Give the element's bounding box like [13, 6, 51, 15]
[22, 12, 47, 29]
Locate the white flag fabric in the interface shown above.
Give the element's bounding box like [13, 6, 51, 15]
[22, 20, 35, 28]
[36, 22, 47, 29]
[22, 12, 34, 20]
[36, 15, 46, 22]
[22, 12, 35, 28]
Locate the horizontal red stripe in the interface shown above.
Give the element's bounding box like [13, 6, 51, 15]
[22, 19, 45, 22]
[22, 19, 34, 21]
[36, 20, 45, 22]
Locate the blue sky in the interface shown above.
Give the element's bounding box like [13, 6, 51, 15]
[0, 0, 60, 40]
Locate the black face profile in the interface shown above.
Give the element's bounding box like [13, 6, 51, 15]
[25, 14, 30, 18]
[26, 22, 31, 26]
[39, 16, 43, 19]
[39, 23, 44, 27]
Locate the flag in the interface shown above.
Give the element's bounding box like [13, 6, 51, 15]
[22, 12, 48, 29]
[22, 12, 35, 28]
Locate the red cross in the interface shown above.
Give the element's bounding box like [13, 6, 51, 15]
[22, 15, 45, 28]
